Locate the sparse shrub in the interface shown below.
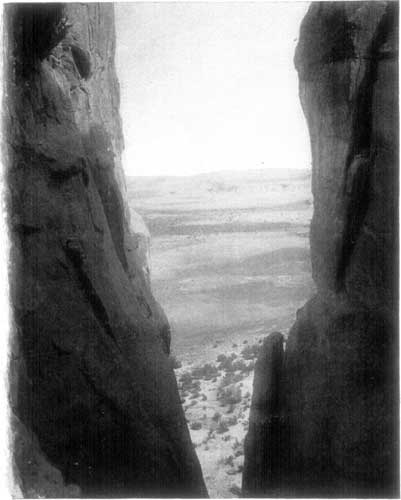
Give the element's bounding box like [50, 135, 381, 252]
[179, 372, 192, 383]
[232, 343, 238, 348]
[241, 344, 260, 360]
[201, 393, 207, 401]
[232, 359, 247, 372]
[217, 420, 229, 433]
[233, 439, 244, 457]
[216, 354, 227, 363]
[179, 372, 193, 389]
[190, 400, 196, 406]
[219, 372, 235, 387]
[222, 358, 234, 372]
[225, 415, 238, 426]
[191, 363, 219, 380]
[217, 353, 238, 372]
[227, 404, 234, 414]
[233, 373, 244, 383]
[207, 429, 215, 439]
[179, 371, 201, 393]
[212, 411, 221, 422]
[223, 455, 234, 467]
[190, 421, 202, 430]
[217, 383, 242, 406]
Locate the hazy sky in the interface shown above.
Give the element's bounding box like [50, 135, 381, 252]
[115, 2, 311, 177]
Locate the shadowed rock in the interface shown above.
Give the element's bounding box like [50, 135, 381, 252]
[243, 2, 398, 497]
[242, 332, 286, 496]
[5, 3, 207, 497]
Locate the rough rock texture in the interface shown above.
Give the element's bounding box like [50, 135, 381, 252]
[243, 2, 398, 497]
[12, 415, 81, 498]
[5, 4, 206, 497]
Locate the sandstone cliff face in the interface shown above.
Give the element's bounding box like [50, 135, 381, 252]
[5, 4, 206, 497]
[243, 2, 398, 497]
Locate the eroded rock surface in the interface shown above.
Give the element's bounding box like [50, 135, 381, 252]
[243, 2, 398, 497]
[5, 4, 206, 497]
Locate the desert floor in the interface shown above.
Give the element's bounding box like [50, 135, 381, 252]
[127, 168, 315, 497]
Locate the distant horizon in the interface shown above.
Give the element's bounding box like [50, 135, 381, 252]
[127, 165, 311, 179]
[115, 2, 312, 177]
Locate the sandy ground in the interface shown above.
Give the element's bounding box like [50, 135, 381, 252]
[127, 168, 315, 496]
[174, 342, 258, 498]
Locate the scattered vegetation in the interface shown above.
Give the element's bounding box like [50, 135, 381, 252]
[223, 455, 234, 467]
[191, 363, 219, 380]
[232, 438, 244, 457]
[216, 420, 229, 434]
[217, 383, 242, 407]
[179, 372, 200, 392]
[231, 359, 247, 372]
[212, 411, 221, 422]
[190, 421, 202, 430]
[241, 343, 260, 360]
[224, 414, 238, 426]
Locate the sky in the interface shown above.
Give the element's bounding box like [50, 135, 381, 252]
[115, 2, 311, 177]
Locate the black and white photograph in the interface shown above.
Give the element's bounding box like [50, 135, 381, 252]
[2, 1, 399, 498]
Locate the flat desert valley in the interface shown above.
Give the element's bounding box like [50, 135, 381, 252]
[127, 169, 315, 497]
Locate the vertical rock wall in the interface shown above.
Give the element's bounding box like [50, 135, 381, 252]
[5, 3, 206, 497]
[243, 2, 398, 497]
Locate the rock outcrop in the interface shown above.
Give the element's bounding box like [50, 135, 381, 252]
[243, 2, 398, 497]
[5, 3, 206, 497]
